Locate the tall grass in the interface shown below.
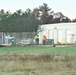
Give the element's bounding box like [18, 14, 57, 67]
[0, 45, 76, 75]
[0, 53, 76, 75]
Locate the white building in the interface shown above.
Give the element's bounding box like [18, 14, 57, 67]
[38, 22, 76, 44]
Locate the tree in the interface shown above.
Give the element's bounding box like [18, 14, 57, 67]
[39, 3, 52, 24]
[53, 12, 71, 23]
[0, 9, 7, 20]
[16, 9, 22, 16]
[0, 9, 41, 32]
[39, 3, 51, 15]
[33, 8, 40, 19]
[72, 18, 76, 22]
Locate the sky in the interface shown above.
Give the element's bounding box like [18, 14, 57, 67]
[0, 0, 76, 20]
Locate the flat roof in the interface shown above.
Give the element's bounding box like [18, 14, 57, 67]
[40, 22, 76, 26]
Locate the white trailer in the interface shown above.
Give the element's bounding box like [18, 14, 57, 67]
[38, 22, 76, 44]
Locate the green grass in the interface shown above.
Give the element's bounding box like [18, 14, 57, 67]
[0, 45, 76, 75]
[0, 45, 76, 54]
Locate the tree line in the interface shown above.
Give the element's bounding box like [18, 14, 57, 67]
[0, 3, 74, 32]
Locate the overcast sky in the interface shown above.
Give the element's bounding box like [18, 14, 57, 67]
[0, 0, 76, 20]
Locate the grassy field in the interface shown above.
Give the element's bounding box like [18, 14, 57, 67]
[0, 45, 76, 54]
[0, 45, 76, 75]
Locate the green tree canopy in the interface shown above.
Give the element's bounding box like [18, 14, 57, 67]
[0, 9, 41, 32]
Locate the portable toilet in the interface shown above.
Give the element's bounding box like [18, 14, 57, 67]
[5, 36, 16, 46]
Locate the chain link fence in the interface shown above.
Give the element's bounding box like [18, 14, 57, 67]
[0, 32, 37, 45]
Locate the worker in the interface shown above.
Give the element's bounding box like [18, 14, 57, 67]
[34, 35, 39, 45]
[43, 35, 47, 45]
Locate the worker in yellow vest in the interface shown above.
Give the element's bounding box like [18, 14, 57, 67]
[34, 35, 39, 45]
